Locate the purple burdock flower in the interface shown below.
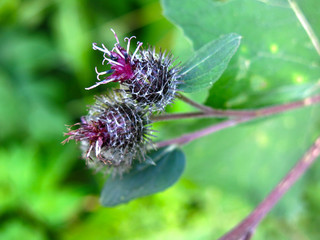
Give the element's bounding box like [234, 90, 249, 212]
[63, 90, 153, 175]
[88, 29, 181, 111]
[86, 29, 142, 89]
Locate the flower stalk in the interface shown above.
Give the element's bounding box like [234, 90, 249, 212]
[219, 136, 320, 240]
[155, 94, 320, 148]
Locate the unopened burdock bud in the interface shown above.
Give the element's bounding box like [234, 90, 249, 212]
[63, 90, 153, 175]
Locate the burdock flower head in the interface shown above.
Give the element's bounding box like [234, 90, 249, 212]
[63, 90, 152, 175]
[87, 29, 181, 111]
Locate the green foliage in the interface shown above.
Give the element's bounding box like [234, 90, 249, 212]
[101, 147, 185, 206]
[1, 0, 320, 239]
[161, 0, 320, 238]
[0, 144, 82, 225]
[0, 220, 47, 240]
[163, 0, 320, 108]
[179, 33, 241, 92]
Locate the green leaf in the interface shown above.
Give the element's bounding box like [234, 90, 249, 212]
[161, 0, 320, 218]
[0, 220, 46, 240]
[100, 147, 186, 207]
[179, 33, 241, 92]
[163, 0, 320, 108]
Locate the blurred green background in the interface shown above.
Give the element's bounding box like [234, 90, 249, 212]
[1, 0, 320, 239]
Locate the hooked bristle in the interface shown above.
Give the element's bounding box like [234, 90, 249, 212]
[64, 90, 153, 175]
[126, 47, 181, 111]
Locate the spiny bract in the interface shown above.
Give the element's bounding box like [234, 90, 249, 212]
[63, 90, 153, 175]
[88, 29, 181, 111]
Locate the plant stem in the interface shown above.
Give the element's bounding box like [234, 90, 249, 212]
[219, 136, 320, 240]
[288, 0, 320, 56]
[151, 112, 206, 121]
[156, 117, 251, 148]
[152, 95, 320, 122]
[176, 93, 215, 113]
[155, 95, 320, 148]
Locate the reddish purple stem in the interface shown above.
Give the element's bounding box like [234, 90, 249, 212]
[153, 95, 320, 122]
[154, 94, 320, 240]
[219, 136, 320, 240]
[155, 95, 320, 148]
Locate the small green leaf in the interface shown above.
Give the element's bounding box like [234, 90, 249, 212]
[179, 33, 241, 93]
[100, 147, 185, 207]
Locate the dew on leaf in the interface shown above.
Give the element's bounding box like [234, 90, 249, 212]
[292, 74, 305, 84]
[254, 131, 269, 148]
[269, 43, 279, 54]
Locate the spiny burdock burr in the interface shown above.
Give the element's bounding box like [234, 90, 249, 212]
[63, 90, 153, 175]
[87, 29, 181, 111]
